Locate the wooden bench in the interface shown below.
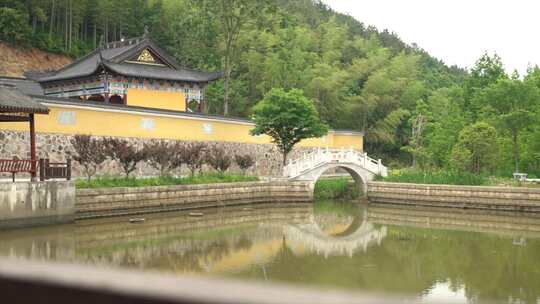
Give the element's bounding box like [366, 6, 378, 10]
[0, 159, 37, 182]
[39, 158, 71, 181]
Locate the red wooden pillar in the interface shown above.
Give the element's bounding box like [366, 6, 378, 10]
[29, 113, 37, 181]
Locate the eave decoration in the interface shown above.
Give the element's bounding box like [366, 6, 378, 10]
[137, 49, 156, 63]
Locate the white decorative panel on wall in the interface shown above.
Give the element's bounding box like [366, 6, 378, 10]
[203, 123, 213, 134]
[141, 118, 156, 131]
[58, 112, 76, 125]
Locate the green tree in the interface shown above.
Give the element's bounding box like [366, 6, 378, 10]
[450, 122, 498, 174]
[423, 87, 466, 168]
[250, 88, 328, 166]
[196, 0, 269, 116]
[479, 78, 539, 172]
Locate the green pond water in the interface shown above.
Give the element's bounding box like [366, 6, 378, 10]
[1, 200, 540, 303]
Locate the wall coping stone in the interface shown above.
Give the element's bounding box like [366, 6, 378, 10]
[368, 181, 540, 194]
[76, 180, 309, 196]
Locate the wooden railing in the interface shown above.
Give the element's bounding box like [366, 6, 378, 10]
[0, 159, 37, 182]
[39, 158, 71, 181]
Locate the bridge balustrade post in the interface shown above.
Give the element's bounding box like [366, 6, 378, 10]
[363, 153, 367, 167]
[377, 159, 382, 173]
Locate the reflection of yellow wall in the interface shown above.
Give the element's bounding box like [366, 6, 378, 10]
[127, 88, 186, 111]
[0, 103, 363, 149]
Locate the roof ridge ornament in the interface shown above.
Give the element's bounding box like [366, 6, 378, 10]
[143, 25, 149, 38]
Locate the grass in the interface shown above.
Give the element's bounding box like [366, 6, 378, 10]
[75, 173, 259, 189]
[314, 177, 360, 200]
[375, 169, 488, 186]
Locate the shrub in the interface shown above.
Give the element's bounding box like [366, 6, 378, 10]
[143, 140, 182, 176]
[104, 138, 146, 178]
[379, 169, 488, 186]
[71, 135, 106, 181]
[234, 154, 254, 174]
[206, 146, 232, 173]
[182, 142, 207, 177]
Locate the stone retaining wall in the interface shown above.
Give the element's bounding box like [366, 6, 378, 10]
[367, 182, 540, 212]
[76, 180, 312, 219]
[0, 181, 75, 229]
[0, 130, 315, 178]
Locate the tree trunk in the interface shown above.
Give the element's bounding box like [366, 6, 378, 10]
[32, 15, 37, 34]
[49, 0, 55, 38]
[69, 0, 72, 51]
[64, 1, 68, 50]
[93, 23, 97, 48]
[223, 29, 234, 116]
[223, 52, 231, 116]
[282, 152, 288, 167]
[513, 133, 520, 173]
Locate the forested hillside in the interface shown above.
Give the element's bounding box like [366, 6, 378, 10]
[1, 0, 539, 176]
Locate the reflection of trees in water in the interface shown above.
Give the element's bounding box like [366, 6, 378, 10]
[243, 225, 540, 303]
[276, 237, 294, 260]
[233, 236, 253, 251]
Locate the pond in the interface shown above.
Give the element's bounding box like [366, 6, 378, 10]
[0, 200, 540, 304]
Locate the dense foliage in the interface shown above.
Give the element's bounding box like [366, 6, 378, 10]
[2, 0, 540, 176]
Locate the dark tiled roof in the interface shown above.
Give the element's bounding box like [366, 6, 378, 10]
[0, 83, 49, 114]
[104, 61, 222, 82]
[28, 37, 222, 83]
[0, 77, 44, 95]
[32, 95, 252, 124]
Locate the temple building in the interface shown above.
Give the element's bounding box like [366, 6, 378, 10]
[0, 34, 364, 177]
[26, 33, 221, 112]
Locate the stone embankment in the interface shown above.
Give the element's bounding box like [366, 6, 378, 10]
[0, 181, 75, 229]
[76, 180, 312, 219]
[367, 182, 540, 212]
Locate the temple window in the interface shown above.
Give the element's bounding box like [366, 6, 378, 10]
[109, 94, 124, 105]
[87, 94, 105, 102]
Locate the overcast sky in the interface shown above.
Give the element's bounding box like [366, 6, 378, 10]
[321, 0, 540, 75]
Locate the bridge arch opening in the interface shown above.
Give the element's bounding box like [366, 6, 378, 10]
[312, 165, 368, 200]
[312, 201, 366, 238]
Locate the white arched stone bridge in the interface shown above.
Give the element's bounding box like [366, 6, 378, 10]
[283, 148, 388, 194]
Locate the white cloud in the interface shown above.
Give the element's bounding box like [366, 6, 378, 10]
[321, 0, 540, 74]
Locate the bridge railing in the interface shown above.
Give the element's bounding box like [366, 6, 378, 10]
[283, 148, 387, 178]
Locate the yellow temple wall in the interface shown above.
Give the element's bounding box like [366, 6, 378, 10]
[332, 133, 364, 150]
[0, 103, 363, 150]
[127, 88, 186, 111]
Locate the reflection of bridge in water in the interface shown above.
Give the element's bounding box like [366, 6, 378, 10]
[283, 209, 387, 258]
